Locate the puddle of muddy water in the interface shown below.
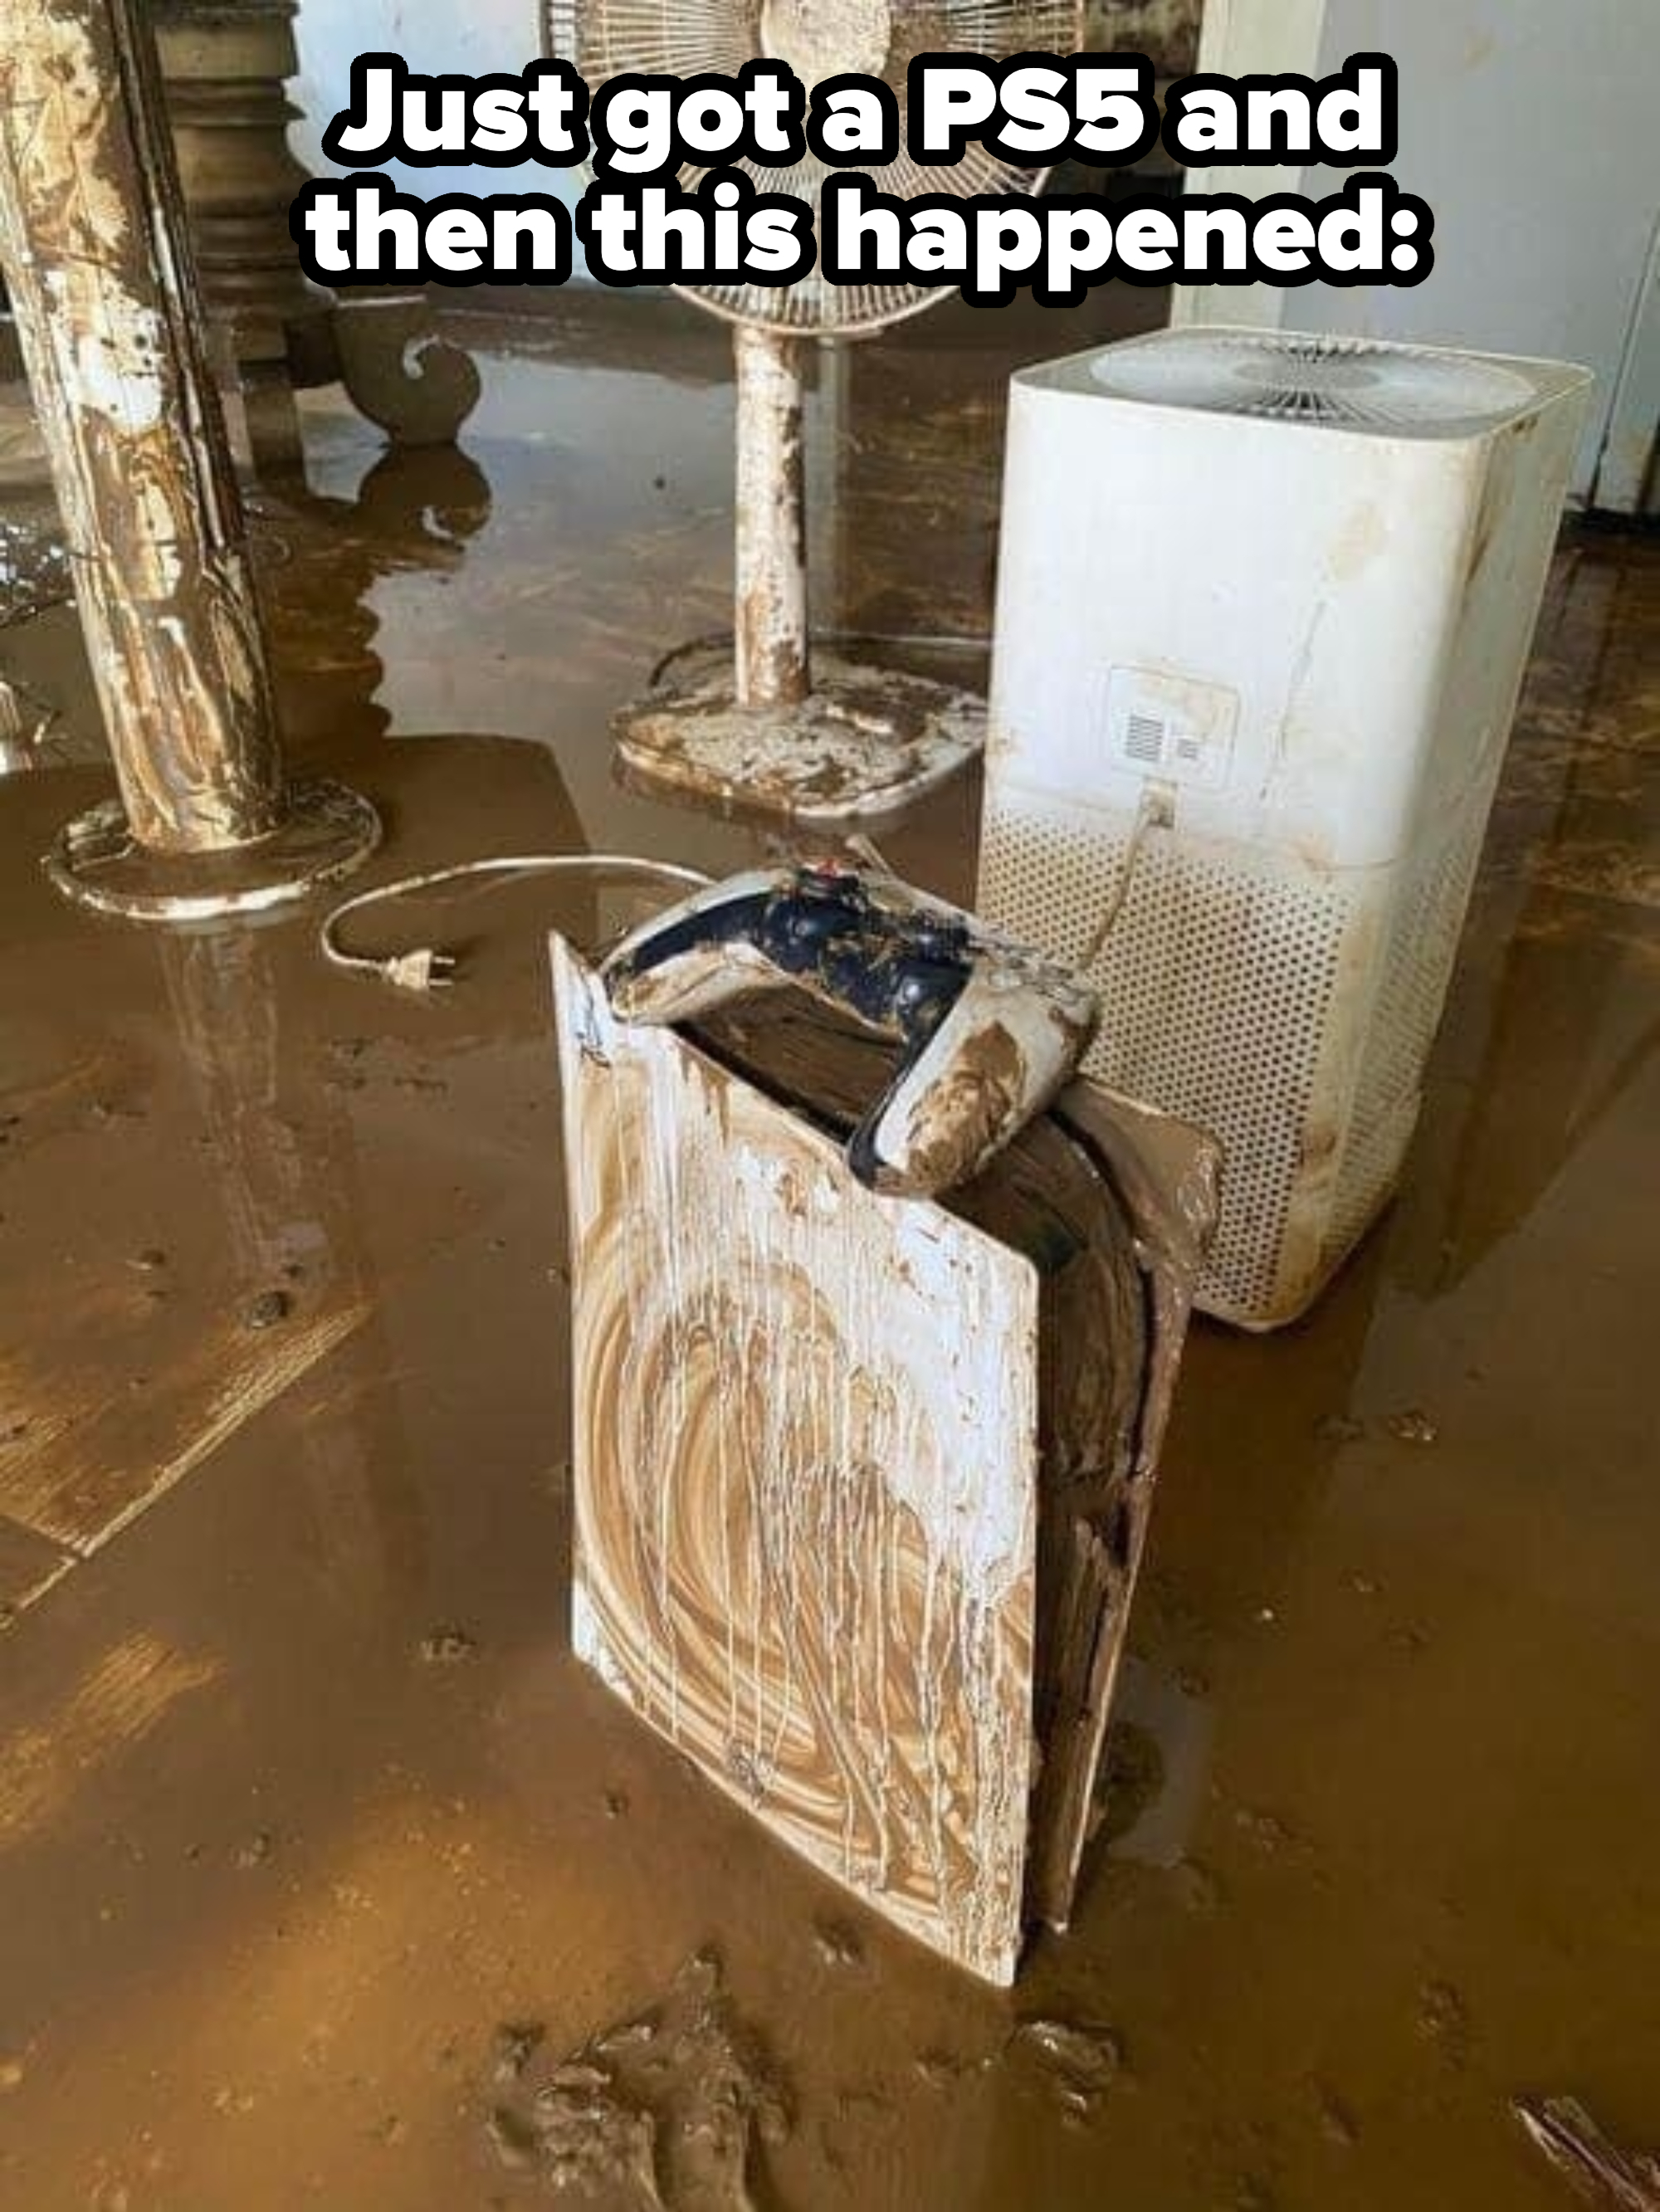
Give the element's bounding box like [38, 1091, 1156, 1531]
[0, 292, 1655, 2211]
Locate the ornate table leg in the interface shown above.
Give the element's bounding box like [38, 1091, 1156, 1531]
[154, 0, 481, 468]
[151, 0, 326, 469]
[315, 285, 485, 452]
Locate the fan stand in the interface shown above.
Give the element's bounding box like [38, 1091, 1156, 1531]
[612, 325, 985, 824]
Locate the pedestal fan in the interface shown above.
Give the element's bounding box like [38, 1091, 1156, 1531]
[544, 0, 1081, 823]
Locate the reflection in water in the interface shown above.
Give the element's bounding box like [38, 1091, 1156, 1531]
[0, 432, 496, 771]
[1392, 540, 1660, 1296]
[260, 443, 496, 751]
[154, 919, 427, 1607]
[0, 496, 84, 774]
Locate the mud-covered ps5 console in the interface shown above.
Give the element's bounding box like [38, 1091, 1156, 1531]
[553, 868, 1219, 1984]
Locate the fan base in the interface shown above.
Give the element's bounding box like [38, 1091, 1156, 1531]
[44, 779, 383, 922]
[613, 650, 984, 824]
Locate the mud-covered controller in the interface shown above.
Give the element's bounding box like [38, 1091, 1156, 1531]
[602, 864, 1100, 1197]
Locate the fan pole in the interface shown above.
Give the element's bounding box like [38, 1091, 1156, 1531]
[733, 325, 809, 710]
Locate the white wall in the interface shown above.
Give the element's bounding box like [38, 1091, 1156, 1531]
[289, 0, 583, 222]
[1170, 0, 1330, 219]
[1174, 0, 1660, 505]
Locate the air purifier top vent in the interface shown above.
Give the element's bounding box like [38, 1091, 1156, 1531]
[1079, 330, 1546, 437]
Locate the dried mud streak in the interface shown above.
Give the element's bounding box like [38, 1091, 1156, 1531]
[901, 1018, 1028, 1194]
[554, 942, 1039, 1984]
[0, 0, 282, 851]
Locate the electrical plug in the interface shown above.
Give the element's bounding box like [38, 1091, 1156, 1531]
[381, 947, 458, 994]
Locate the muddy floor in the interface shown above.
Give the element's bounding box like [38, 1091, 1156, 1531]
[0, 290, 1656, 2211]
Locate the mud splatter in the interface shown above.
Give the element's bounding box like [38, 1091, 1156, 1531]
[1386, 1409, 1441, 1447]
[1008, 2015, 1125, 2122]
[486, 1952, 789, 2209]
[419, 1626, 478, 1666]
[242, 1288, 291, 1331]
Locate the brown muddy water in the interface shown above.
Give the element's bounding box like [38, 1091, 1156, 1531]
[0, 292, 1657, 2211]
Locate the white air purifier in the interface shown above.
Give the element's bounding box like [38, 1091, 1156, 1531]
[977, 327, 1590, 1329]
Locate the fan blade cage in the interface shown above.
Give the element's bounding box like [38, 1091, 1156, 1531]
[544, 0, 1081, 333]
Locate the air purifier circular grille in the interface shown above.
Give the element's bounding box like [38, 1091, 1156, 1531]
[1088, 331, 1538, 432]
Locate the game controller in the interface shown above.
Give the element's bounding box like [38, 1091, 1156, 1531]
[601, 862, 1100, 1197]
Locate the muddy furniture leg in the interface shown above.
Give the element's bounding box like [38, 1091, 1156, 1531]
[151, 0, 481, 471]
[150, 0, 322, 472]
[0, 0, 378, 921]
[320, 286, 484, 455]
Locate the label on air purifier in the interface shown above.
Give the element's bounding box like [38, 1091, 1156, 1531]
[1102, 667, 1239, 790]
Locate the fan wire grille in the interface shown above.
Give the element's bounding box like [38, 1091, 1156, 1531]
[544, 0, 1080, 333]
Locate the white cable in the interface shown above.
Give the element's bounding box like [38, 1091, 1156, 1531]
[318, 852, 713, 994]
[1075, 782, 1174, 974]
[842, 832, 893, 876]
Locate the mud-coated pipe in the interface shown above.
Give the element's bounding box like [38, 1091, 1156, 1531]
[733, 324, 809, 710]
[0, 0, 286, 854]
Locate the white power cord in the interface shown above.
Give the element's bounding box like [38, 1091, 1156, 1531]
[1074, 781, 1175, 973]
[318, 803, 1131, 999]
[318, 852, 713, 994]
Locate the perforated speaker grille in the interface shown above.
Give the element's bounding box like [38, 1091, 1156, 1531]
[979, 804, 1359, 1323]
[1086, 330, 1539, 435]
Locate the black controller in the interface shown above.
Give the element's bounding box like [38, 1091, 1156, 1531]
[602, 864, 1099, 1197]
